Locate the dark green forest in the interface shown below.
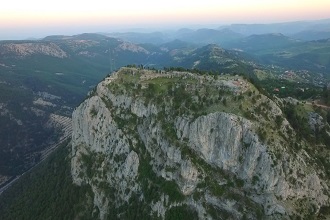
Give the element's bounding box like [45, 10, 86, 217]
[0, 140, 94, 220]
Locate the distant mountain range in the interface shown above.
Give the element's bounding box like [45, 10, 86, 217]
[104, 18, 330, 45]
[222, 18, 330, 36]
[101, 19, 330, 72]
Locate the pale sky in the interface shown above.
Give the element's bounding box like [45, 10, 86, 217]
[1, 0, 330, 39]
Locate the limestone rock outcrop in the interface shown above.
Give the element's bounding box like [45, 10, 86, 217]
[71, 67, 330, 219]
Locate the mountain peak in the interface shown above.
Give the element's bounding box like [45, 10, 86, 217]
[68, 67, 329, 219]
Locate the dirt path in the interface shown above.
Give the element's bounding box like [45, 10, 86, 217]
[305, 101, 330, 109]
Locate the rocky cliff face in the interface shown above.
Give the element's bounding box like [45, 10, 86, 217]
[71, 67, 329, 219]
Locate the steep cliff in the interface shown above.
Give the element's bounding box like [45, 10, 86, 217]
[71, 67, 330, 219]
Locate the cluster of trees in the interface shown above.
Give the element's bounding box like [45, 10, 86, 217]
[283, 103, 330, 147]
[283, 103, 311, 139]
[322, 86, 330, 105]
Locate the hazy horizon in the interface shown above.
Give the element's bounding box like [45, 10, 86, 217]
[1, 0, 330, 40]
